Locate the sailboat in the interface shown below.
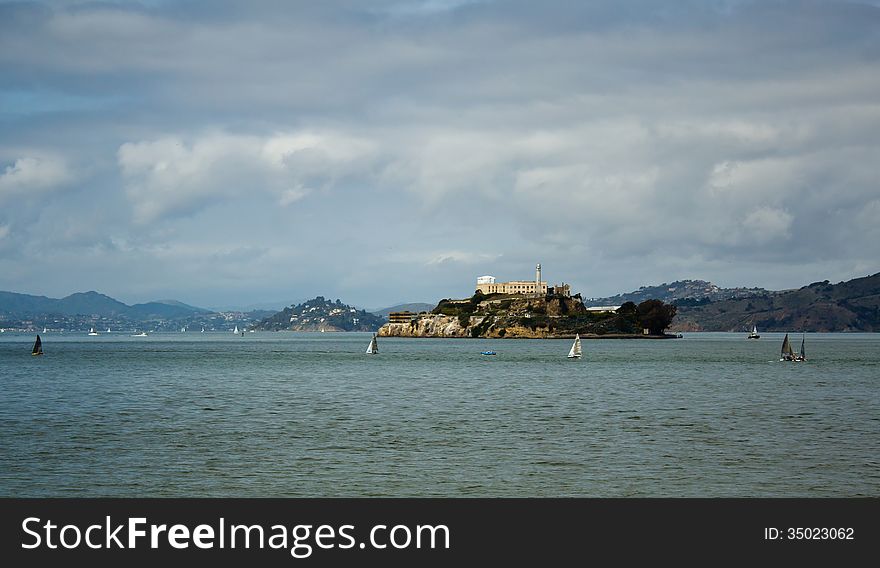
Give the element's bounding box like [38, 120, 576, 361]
[32, 335, 43, 356]
[233, 325, 239, 334]
[567, 333, 582, 359]
[366, 333, 378, 354]
[798, 333, 806, 361]
[107, 327, 111, 333]
[747, 325, 760, 339]
[201, 327, 205, 333]
[780, 333, 805, 362]
[88, 327, 99, 336]
[42, 327, 48, 333]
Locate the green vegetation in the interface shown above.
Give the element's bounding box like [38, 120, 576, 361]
[672, 272, 880, 332]
[470, 315, 493, 338]
[256, 296, 385, 332]
[635, 299, 678, 335]
[421, 291, 679, 337]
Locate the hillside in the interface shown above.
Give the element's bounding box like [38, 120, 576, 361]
[255, 296, 386, 332]
[129, 300, 212, 319]
[0, 290, 258, 332]
[0, 290, 211, 319]
[672, 272, 880, 332]
[586, 279, 771, 307]
[370, 303, 434, 319]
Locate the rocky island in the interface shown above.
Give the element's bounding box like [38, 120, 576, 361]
[378, 291, 677, 339]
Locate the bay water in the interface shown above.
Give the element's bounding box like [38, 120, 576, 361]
[1, 332, 877, 497]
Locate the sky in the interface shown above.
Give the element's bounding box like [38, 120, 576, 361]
[1, 0, 879, 310]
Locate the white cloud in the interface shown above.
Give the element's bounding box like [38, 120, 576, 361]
[424, 251, 501, 266]
[0, 156, 72, 201]
[118, 131, 376, 223]
[740, 207, 793, 242]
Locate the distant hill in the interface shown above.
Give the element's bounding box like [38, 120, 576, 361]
[255, 296, 386, 332]
[370, 303, 434, 319]
[586, 279, 771, 307]
[129, 300, 212, 319]
[0, 290, 209, 319]
[672, 272, 880, 332]
[0, 291, 60, 315]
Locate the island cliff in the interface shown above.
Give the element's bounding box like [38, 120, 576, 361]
[378, 292, 677, 338]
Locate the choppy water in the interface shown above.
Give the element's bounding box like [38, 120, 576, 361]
[1, 331, 878, 497]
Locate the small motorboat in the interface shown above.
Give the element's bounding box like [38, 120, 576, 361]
[480, 351, 497, 356]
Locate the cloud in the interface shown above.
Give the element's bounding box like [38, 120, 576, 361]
[0, 155, 73, 201]
[117, 131, 376, 223]
[424, 251, 501, 266]
[2, 0, 880, 305]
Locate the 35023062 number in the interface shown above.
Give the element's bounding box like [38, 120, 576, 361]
[787, 528, 854, 540]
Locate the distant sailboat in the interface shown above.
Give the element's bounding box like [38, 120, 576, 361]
[233, 325, 239, 334]
[32, 335, 43, 356]
[201, 327, 205, 333]
[780, 333, 805, 361]
[747, 325, 760, 339]
[42, 327, 48, 333]
[567, 333, 582, 359]
[107, 327, 111, 333]
[88, 327, 99, 336]
[366, 333, 378, 354]
[799, 333, 806, 361]
[780, 333, 793, 360]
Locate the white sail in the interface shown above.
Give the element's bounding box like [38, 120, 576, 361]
[88, 327, 98, 336]
[366, 333, 378, 354]
[567, 333, 582, 359]
[233, 325, 239, 334]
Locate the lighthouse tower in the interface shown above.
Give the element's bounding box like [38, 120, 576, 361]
[535, 263, 542, 295]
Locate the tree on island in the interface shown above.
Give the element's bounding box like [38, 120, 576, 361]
[617, 301, 638, 316]
[636, 299, 677, 335]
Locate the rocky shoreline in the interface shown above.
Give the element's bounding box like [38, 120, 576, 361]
[377, 320, 677, 339]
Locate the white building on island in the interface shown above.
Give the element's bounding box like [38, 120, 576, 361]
[475, 264, 549, 296]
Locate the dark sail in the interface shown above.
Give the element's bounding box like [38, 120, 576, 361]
[32, 335, 43, 356]
[780, 333, 793, 359]
[799, 335, 806, 360]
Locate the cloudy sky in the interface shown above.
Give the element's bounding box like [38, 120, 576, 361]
[1, 0, 879, 309]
